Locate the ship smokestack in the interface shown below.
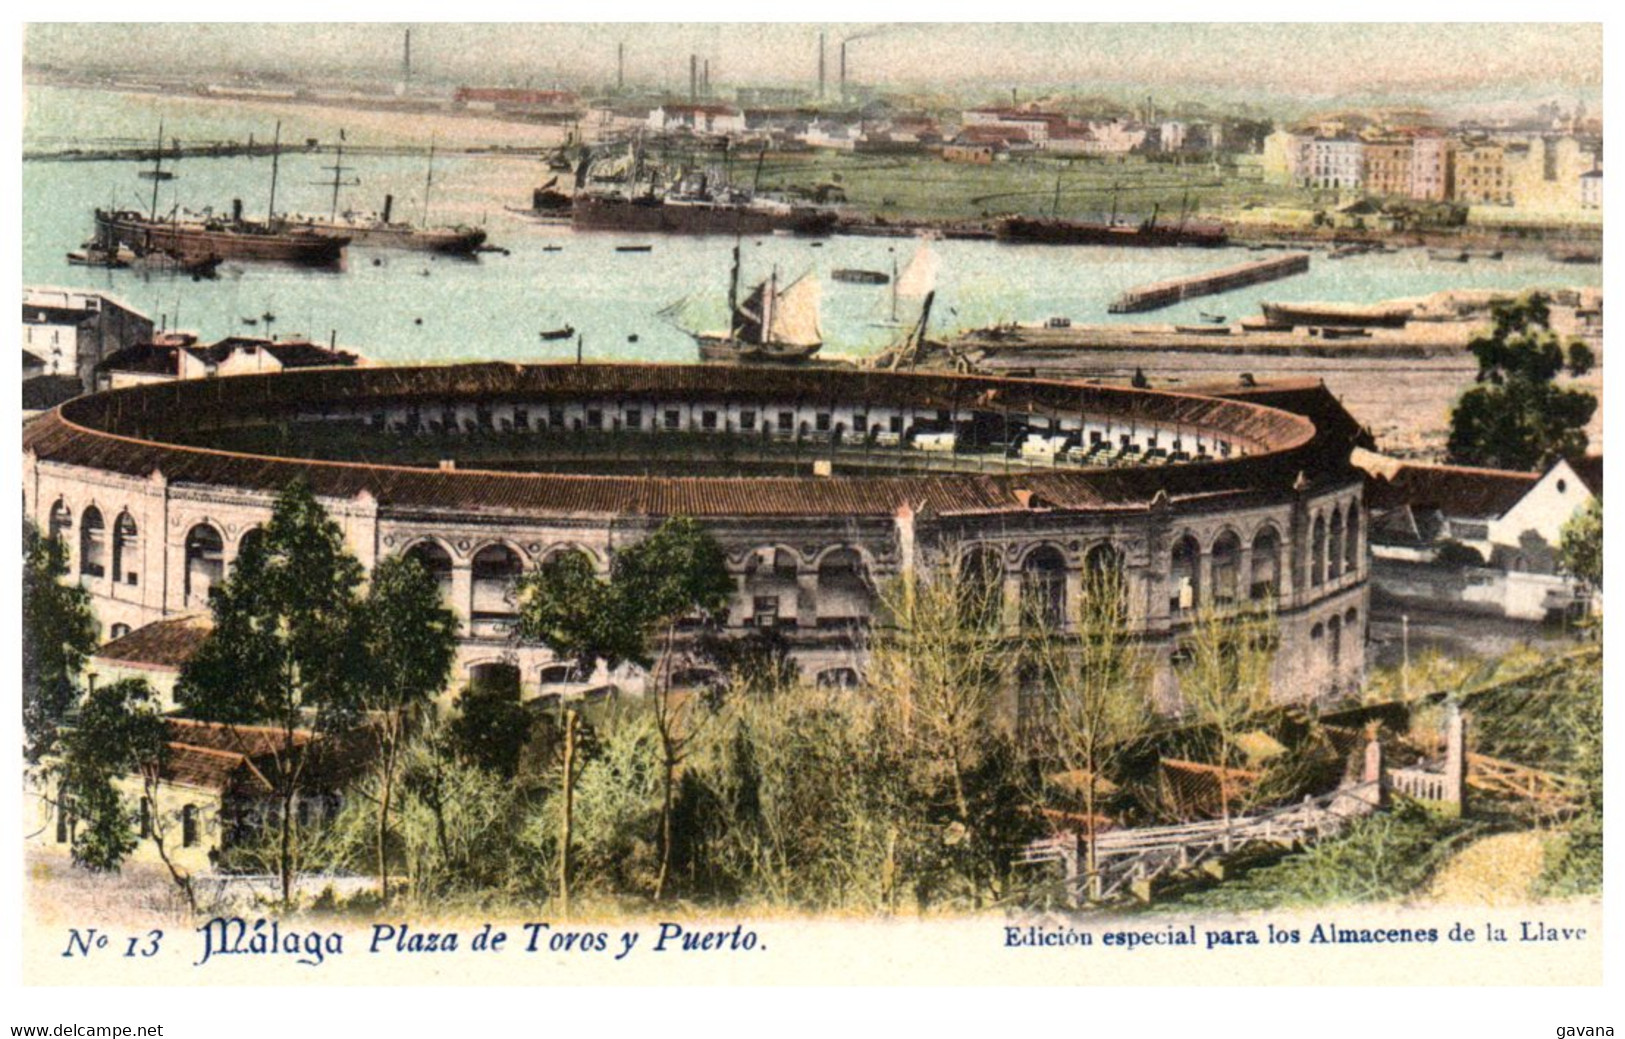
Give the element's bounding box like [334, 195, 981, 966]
[382, 194, 394, 223]
[818, 32, 826, 101]
[232, 198, 243, 223]
[690, 54, 698, 102]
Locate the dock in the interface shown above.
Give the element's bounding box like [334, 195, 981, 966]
[1108, 252, 1311, 314]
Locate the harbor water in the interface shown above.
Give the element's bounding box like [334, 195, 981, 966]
[23, 86, 1603, 367]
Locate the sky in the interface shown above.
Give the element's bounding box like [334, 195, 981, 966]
[23, 22, 1603, 106]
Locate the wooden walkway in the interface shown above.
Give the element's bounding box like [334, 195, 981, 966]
[1020, 779, 1382, 904]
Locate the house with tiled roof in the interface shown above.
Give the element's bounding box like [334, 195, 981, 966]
[89, 615, 214, 710]
[1355, 448, 1601, 620]
[95, 336, 358, 392]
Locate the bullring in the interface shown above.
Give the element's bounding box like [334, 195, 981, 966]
[22, 362, 1370, 716]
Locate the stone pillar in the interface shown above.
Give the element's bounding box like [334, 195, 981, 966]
[1443, 704, 1466, 814]
[450, 561, 474, 636]
[1002, 572, 1023, 631]
[1239, 544, 1254, 601]
[1197, 549, 1213, 608]
[1362, 736, 1387, 808]
[796, 570, 819, 628]
[731, 572, 751, 628]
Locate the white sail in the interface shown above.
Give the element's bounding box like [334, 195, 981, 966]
[767, 274, 823, 347]
[896, 240, 940, 299]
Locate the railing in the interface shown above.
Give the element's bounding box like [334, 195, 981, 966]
[1023, 779, 1382, 904]
[1389, 767, 1447, 802]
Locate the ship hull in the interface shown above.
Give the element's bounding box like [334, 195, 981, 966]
[694, 334, 821, 363]
[1260, 303, 1412, 328]
[301, 221, 487, 255]
[575, 195, 837, 237]
[997, 217, 1228, 248]
[95, 210, 347, 265]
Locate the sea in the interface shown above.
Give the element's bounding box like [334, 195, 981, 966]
[22, 85, 1603, 367]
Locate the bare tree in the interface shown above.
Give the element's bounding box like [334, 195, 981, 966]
[1026, 563, 1155, 900]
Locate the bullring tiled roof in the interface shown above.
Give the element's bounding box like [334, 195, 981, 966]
[26, 363, 1363, 520]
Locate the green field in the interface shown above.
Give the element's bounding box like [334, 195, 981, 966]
[751, 151, 1315, 223]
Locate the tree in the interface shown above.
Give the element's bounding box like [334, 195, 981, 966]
[863, 546, 1036, 910]
[515, 516, 733, 901]
[356, 553, 459, 903]
[176, 482, 367, 907]
[23, 520, 98, 764]
[1447, 293, 1597, 471]
[1026, 564, 1155, 901]
[1173, 598, 1279, 827]
[1558, 496, 1602, 591]
[56, 678, 167, 873]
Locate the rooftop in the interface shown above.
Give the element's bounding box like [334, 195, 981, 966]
[28, 363, 1363, 520]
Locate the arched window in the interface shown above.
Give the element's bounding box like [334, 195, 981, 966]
[1328, 614, 1343, 670]
[1170, 535, 1201, 613]
[181, 804, 199, 848]
[1082, 542, 1126, 618]
[815, 548, 871, 627]
[236, 527, 266, 572]
[109, 623, 132, 641]
[815, 667, 860, 689]
[468, 661, 521, 697]
[1211, 531, 1242, 605]
[48, 499, 72, 544]
[1328, 510, 1345, 581]
[404, 540, 455, 606]
[745, 547, 800, 629]
[1344, 504, 1360, 577]
[1021, 545, 1068, 629]
[112, 511, 139, 586]
[959, 545, 1005, 629]
[1250, 527, 1281, 601]
[471, 544, 524, 620]
[1311, 515, 1327, 587]
[184, 524, 225, 604]
[79, 506, 106, 578]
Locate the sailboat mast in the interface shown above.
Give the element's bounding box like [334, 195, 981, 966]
[761, 268, 777, 346]
[148, 120, 165, 221]
[329, 138, 345, 221]
[890, 250, 899, 323]
[422, 140, 436, 227]
[727, 243, 741, 336]
[266, 120, 283, 223]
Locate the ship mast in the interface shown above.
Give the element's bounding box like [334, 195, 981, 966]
[761, 268, 777, 346]
[266, 120, 283, 224]
[148, 120, 165, 221]
[422, 140, 437, 227]
[321, 132, 358, 221]
[727, 242, 741, 337]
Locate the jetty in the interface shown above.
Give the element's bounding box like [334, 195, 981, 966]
[1108, 252, 1311, 314]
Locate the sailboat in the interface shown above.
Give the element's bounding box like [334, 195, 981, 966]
[872, 239, 940, 328]
[691, 245, 824, 363]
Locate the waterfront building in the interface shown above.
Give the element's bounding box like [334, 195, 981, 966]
[21, 287, 153, 396]
[647, 103, 746, 136]
[1261, 128, 1310, 186]
[1409, 134, 1456, 201]
[1580, 168, 1602, 210]
[1306, 137, 1364, 191]
[1454, 142, 1511, 205]
[26, 363, 1371, 714]
[1363, 139, 1415, 198]
[94, 336, 358, 392]
[1503, 135, 1595, 212]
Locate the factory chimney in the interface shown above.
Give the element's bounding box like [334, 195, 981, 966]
[818, 32, 826, 101]
[839, 41, 846, 103]
[703, 58, 710, 97]
[402, 29, 412, 94]
[617, 41, 624, 92]
[690, 54, 698, 102]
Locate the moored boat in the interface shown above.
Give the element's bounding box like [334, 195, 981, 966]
[690, 246, 823, 363]
[1259, 301, 1413, 329]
